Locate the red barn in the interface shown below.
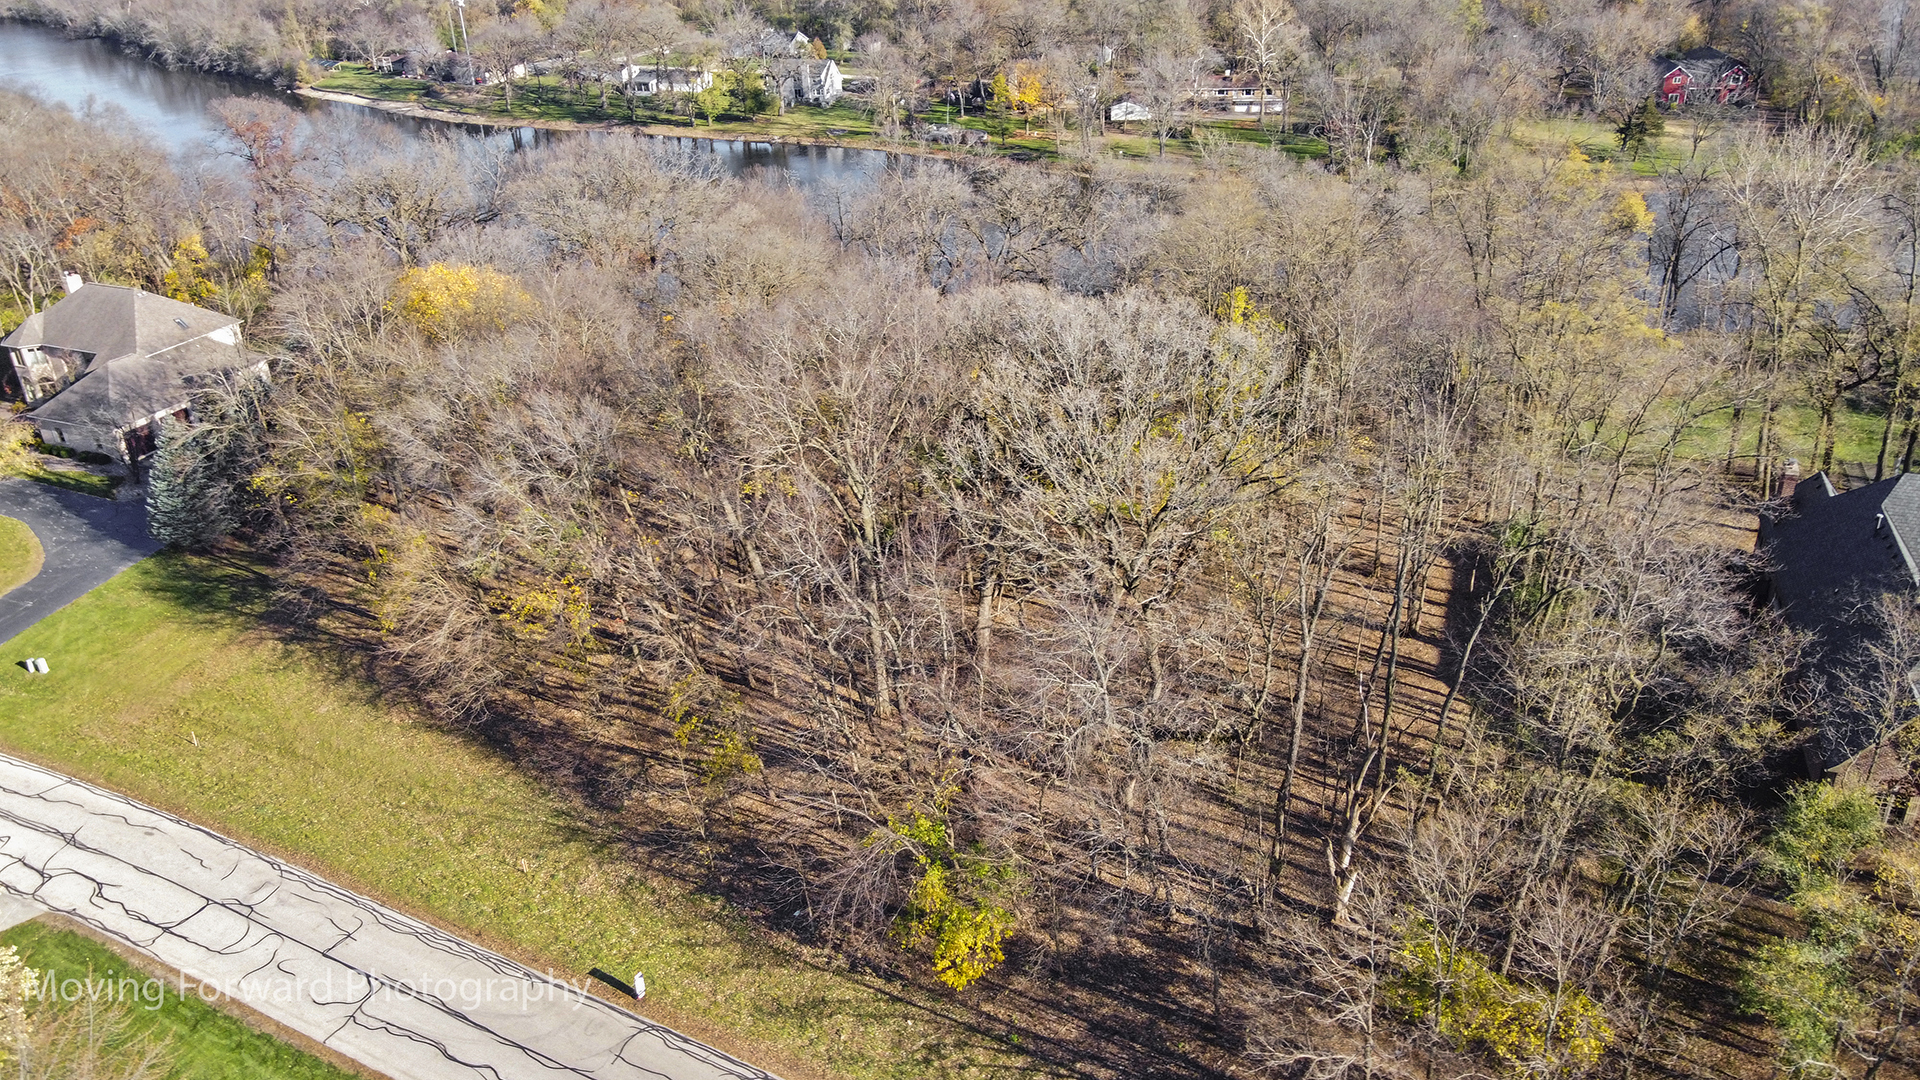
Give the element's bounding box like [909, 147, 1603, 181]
[1653, 46, 1754, 106]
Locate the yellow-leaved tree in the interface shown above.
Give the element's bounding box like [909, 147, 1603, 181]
[870, 795, 1019, 990]
[390, 263, 533, 342]
[1389, 925, 1612, 1074]
[1009, 61, 1045, 133]
[160, 234, 220, 305]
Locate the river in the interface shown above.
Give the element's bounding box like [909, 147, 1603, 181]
[0, 19, 890, 184]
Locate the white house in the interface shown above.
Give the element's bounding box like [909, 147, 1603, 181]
[1, 277, 268, 462]
[1192, 73, 1283, 114]
[767, 58, 842, 107]
[617, 65, 715, 94]
[753, 29, 811, 57]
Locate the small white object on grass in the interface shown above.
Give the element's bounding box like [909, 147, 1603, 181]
[33, 659, 47, 674]
[633, 972, 646, 1000]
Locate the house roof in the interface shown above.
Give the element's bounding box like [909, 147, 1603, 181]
[1656, 46, 1747, 84]
[4, 285, 254, 434]
[1, 284, 238, 366]
[754, 28, 808, 53]
[1765, 472, 1920, 629]
[1680, 46, 1734, 63]
[29, 336, 253, 430]
[767, 58, 837, 81]
[629, 66, 708, 79]
[1197, 73, 1269, 92]
[1761, 471, 1920, 771]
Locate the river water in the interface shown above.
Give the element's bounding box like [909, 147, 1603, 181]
[0, 19, 888, 183]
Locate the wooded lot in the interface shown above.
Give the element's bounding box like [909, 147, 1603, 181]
[7, 1, 1920, 1068]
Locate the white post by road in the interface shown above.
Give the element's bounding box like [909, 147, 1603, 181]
[0, 752, 779, 1080]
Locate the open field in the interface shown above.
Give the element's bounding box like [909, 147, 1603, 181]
[1, 920, 363, 1080]
[0, 555, 1032, 1080]
[1509, 114, 1732, 174]
[0, 515, 42, 596]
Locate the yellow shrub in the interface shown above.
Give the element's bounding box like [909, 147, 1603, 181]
[664, 675, 762, 786]
[1389, 929, 1612, 1073]
[1608, 191, 1655, 236]
[875, 802, 1019, 991]
[0, 423, 34, 478]
[502, 576, 590, 638]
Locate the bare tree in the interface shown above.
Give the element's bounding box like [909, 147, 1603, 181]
[1235, 0, 1302, 130]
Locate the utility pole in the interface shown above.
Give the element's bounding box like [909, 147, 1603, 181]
[453, 0, 473, 85]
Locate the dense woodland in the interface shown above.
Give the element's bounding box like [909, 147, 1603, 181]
[9, 1, 1920, 1077]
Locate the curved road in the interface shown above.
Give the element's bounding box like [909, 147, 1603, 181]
[0, 481, 783, 1080]
[0, 752, 782, 1080]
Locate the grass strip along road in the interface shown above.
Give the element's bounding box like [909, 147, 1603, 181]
[1, 920, 363, 1080]
[0, 750, 784, 1080]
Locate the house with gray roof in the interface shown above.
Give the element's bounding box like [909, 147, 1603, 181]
[1, 277, 268, 462]
[1761, 468, 1920, 811]
[1653, 46, 1755, 106]
[615, 64, 715, 95]
[752, 28, 810, 57]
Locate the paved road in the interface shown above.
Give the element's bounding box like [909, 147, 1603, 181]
[0, 479, 158, 645]
[0, 752, 782, 1080]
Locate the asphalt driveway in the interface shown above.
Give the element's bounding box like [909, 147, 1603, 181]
[0, 478, 158, 645]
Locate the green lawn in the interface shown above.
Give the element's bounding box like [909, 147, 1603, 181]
[0, 555, 1028, 1080]
[15, 463, 117, 499]
[309, 64, 1321, 167]
[1677, 397, 1897, 477]
[1507, 115, 1725, 175]
[0, 515, 42, 597]
[1, 921, 359, 1080]
[309, 65, 428, 103]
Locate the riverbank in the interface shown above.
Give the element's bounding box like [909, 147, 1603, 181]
[296, 85, 620, 131]
[0, 10, 294, 84]
[296, 77, 1316, 168]
[297, 71, 1058, 162]
[301, 61, 1330, 165]
[296, 84, 938, 156]
[0, 15, 1302, 166]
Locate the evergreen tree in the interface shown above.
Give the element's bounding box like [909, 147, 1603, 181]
[145, 375, 270, 550]
[147, 417, 218, 548]
[1615, 94, 1667, 161]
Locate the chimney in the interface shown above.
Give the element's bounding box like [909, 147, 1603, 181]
[1779, 457, 1801, 500]
[61, 273, 82, 296]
